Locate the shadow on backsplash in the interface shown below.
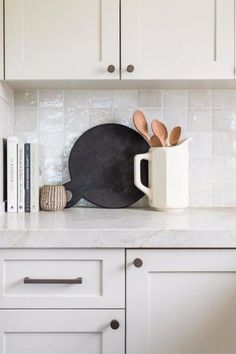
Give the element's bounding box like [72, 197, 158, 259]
[14, 88, 236, 208]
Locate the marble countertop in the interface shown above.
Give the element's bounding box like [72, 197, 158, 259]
[0, 208, 236, 248]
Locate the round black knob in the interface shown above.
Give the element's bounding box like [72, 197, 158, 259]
[110, 320, 120, 330]
[107, 65, 115, 73]
[127, 64, 134, 73]
[133, 258, 143, 268]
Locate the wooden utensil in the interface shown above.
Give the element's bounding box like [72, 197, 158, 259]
[169, 126, 181, 146]
[151, 119, 168, 146]
[133, 110, 150, 144]
[150, 135, 163, 147]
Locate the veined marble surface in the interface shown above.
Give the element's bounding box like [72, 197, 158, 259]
[0, 208, 236, 248]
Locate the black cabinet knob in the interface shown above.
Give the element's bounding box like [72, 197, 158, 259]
[107, 65, 115, 73]
[133, 258, 143, 268]
[110, 320, 120, 330]
[127, 64, 134, 73]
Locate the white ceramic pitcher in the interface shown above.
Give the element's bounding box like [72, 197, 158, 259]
[134, 139, 191, 211]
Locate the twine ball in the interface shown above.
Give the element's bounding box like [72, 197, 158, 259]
[40, 185, 67, 211]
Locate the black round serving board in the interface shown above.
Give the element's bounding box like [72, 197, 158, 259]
[64, 123, 149, 208]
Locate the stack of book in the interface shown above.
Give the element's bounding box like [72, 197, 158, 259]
[7, 137, 40, 213]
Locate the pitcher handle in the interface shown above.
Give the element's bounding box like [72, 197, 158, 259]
[134, 153, 151, 199]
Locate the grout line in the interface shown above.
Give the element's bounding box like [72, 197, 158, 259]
[62, 89, 65, 183]
[160, 89, 163, 122]
[209, 89, 213, 196]
[186, 89, 189, 132]
[37, 90, 40, 147]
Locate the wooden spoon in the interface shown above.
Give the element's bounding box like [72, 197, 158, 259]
[151, 119, 168, 146]
[150, 134, 163, 147]
[169, 126, 181, 146]
[133, 110, 150, 144]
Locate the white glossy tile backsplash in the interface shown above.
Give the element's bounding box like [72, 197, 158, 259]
[13, 89, 236, 207]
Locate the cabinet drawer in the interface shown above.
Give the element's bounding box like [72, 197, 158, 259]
[0, 249, 125, 308]
[0, 309, 125, 354]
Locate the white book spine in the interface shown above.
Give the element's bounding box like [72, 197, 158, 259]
[7, 136, 18, 213]
[17, 143, 24, 213]
[30, 144, 39, 212]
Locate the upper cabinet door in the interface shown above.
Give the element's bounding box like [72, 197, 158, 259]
[121, 0, 235, 79]
[5, 0, 119, 80]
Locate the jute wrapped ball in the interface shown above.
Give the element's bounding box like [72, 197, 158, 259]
[40, 185, 67, 211]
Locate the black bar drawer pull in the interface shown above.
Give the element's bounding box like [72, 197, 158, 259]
[24, 277, 82, 284]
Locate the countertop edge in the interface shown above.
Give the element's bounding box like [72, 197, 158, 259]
[1, 229, 236, 248]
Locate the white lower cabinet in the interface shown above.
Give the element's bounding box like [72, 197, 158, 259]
[0, 249, 125, 354]
[0, 249, 125, 308]
[0, 310, 125, 354]
[127, 249, 236, 354]
[3, 248, 236, 354]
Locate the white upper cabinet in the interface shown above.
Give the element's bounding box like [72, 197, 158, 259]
[4, 0, 235, 80]
[121, 0, 235, 79]
[5, 0, 120, 80]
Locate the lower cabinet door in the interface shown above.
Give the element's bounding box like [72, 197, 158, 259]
[0, 310, 124, 354]
[127, 249, 236, 354]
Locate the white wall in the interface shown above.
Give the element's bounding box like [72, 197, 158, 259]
[0, 82, 14, 137]
[0, 82, 14, 213]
